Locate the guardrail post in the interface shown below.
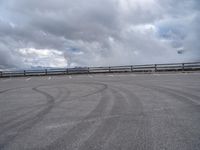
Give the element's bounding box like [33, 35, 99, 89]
[131, 66, 133, 72]
[182, 63, 185, 71]
[66, 68, 69, 74]
[45, 69, 47, 75]
[24, 70, 26, 76]
[109, 67, 111, 72]
[0, 71, 2, 77]
[155, 64, 157, 72]
[88, 67, 90, 73]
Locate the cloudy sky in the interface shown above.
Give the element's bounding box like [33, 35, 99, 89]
[0, 0, 200, 70]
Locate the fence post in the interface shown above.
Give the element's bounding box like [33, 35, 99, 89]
[66, 68, 69, 74]
[131, 66, 133, 72]
[45, 69, 47, 75]
[155, 64, 157, 72]
[24, 70, 26, 76]
[182, 63, 185, 71]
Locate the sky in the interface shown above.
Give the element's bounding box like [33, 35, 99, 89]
[0, 0, 200, 70]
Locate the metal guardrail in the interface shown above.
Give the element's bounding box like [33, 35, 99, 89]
[0, 62, 200, 78]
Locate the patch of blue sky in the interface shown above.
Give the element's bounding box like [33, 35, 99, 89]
[156, 25, 186, 41]
[70, 47, 79, 52]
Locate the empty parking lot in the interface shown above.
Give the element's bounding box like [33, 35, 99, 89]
[0, 73, 200, 150]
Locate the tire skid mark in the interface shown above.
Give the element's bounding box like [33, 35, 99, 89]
[0, 106, 44, 128]
[66, 82, 108, 102]
[41, 83, 110, 150]
[68, 85, 150, 150]
[53, 83, 108, 113]
[136, 84, 200, 150]
[146, 85, 200, 108]
[104, 85, 153, 150]
[110, 84, 144, 114]
[84, 87, 112, 119]
[185, 87, 200, 93]
[0, 86, 61, 131]
[0, 86, 55, 134]
[32, 87, 55, 104]
[136, 84, 182, 148]
[0, 86, 31, 95]
[0, 86, 66, 127]
[0, 82, 106, 148]
[0, 86, 60, 149]
[78, 87, 128, 150]
[2, 82, 133, 150]
[81, 84, 108, 99]
[0, 82, 107, 150]
[148, 82, 200, 102]
[160, 86, 200, 105]
[0, 89, 11, 94]
[79, 85, 148, 150]
[0, 103, 47, 114]
[0, 86, 68, 130]
[56, 86, 71, 103]
[0, 81, 71, 96]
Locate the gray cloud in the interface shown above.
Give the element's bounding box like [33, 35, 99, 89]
[0, 0, 199, 70]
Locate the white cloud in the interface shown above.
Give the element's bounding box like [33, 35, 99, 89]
[17, 48, 68, 68]
[0, 0, 199, 69]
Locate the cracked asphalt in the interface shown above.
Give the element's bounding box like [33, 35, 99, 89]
[0, 73, 200, 150]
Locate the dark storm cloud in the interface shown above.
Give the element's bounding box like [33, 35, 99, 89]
[9, 0, 120, 41]
[0, 0, 199, 69]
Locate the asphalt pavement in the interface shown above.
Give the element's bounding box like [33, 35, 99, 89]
[0, 73, 200, 150]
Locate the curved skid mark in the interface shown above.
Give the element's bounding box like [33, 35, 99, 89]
[78, 87, 127, 150]
[80, 86, 152, 150]
[42, 84, 145, 150]
[161, 86, 200, 105]
[0, 86, 57, 149]
[147, 85, 200, 108]
[65, 82, 108, 102]
[0, 103, 47, 114]
[0, 82, 109, 149]
[0, 89, 12, 94]
[32, 87, 55, 104]
[0, 86, 31, 95]
[0, 106, 45, 128]
[135, 84, 200, 150]
[41, 83, 110, 150]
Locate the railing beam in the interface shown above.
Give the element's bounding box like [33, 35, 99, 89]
[0, 62, 200, 78]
